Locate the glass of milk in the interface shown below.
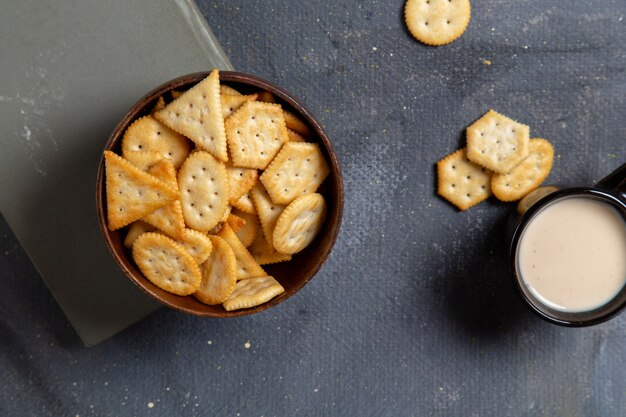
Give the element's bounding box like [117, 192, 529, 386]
[510, 163, 626, 326]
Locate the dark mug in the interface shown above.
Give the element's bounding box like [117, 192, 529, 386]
[510, 163, 626, 326]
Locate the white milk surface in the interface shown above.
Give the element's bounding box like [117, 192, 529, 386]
[518, 197, 626, 312]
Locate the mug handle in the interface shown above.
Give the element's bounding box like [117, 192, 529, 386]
[595, 162, 626, 201]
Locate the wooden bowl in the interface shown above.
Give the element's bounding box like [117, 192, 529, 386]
[96, 71, 343, 317]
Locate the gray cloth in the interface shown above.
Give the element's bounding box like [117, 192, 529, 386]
[1, 0, 625, 416]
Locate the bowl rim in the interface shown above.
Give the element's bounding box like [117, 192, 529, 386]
[96, 70, 344, 317]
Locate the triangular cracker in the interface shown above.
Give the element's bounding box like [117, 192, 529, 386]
[226, 163, 258, 205]
[155, 69, 228, 162]
[104, 151, 178, 230]
[218, 224, 266, 280]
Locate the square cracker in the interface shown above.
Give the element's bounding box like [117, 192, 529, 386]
[225, 101, 289, 169]
[260, 142, 330, 205]
[177, 151, 230, 232]
[222, 276, 285, 311]
[466, 109, 530, 174]
[104, 151, 178, 230]
[437, 148, 492, 211]
[492, 138, 554, 202]
[155, 69, 228, 162]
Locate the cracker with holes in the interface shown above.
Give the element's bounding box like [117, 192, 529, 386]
[492, 138, 554, 202]
[225, 163, 258, 204]
[222, 94, 257, 119]
[142, 160, 186, 239]
[155, 69, 228, 162]
[250, 183, 286, 251]
[178, 229, 213, 265]
[222, 275, 285, 311]
[232, 209, 260, 247]
[218, 224, 266, 280]
[225, 101, 289, 169]
[104, 151, 178, 230]
[283, 109, 311, 138]
[121, 115, 192, 169]
[260, 142, 330, 205]
[124, 221, 156, 249]
[466, 109, 530, 174]
[132, 232, 201, 296]
[178, 151, 229, 232]
[273, 193, 327, 254]
[437, 148, 492, 210]
[405, 0, 471, 46]
[194, 235, 237, 305]
[249, 232, 292, 265]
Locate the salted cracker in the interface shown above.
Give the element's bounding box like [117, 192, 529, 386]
[132, 232, 201, 296]
[220, 85, 242, 96]
[222, 94, 258, 119]
[404, 0, 471, 46]
[466, 109, 530, 174]
[155, 69, 228, 162]
[283, 109, 311, 138]
[177, 151, 229, 232]
[437, 148, 492, 210]
[222, 276, 285, 311]
[123, 221, 156, 249]
[287, 129, 306, 143]
[177, 228, 213, 265]
[218, 224, 266, 280]
[104, 151, 178, 230]
[260, 142, 330, 205]
[225, 101, 289, 169]
[194, 235, 237, 305]
[249, 232, 292, 265]
[124, 150, 163, 172]
[273, 193, 327, 255]
[492, 138, 554, 202]
[233, 191, 256, 214]
[121, 115, 192, 169]
[250, 183, 286, 251]
[141, 160, 186, 239]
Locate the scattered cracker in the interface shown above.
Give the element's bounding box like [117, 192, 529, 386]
[225, 163, 258, 204]
[466, 109, 530, 174]
[273, 193, 326, 255]
[225, 101, 289, 169]
[218, 224, 266, 280]
[177, 151, 229, 232]
[123, 221, 156, 249]
[121, 115, 192, 169]
[404, 0, 471, 46]
[437, 148, 492, 210]
[232, 209, 260, 247]
[249, 232, 291, 265]
[233, 191, 256, 214]
[132, 232, 201, 296]
[220, 85, 242, 96]
[260, 142, 330, 205]
[517, 185, 559, 215]
[104, 151, 178, 230]
[492, 138, 554, 202]
[194, 235, 237, 305]
[250, 183, 286, 251]
[222, 94, 258, 119]
[222, 275, 285, 311]
[178, 228, 213, 265]
[142, 160, 186, 239]
[283, 109, 311, 138]
[155, 69, 228, 162]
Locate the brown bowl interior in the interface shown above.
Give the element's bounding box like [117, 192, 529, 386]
[96, 71, 344, 317]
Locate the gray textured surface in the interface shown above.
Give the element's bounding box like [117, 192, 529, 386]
[0, 0, 231, 346]
[1, 0, 626, 416]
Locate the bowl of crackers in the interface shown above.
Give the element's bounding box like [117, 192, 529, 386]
[96, 70, 343, 317]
